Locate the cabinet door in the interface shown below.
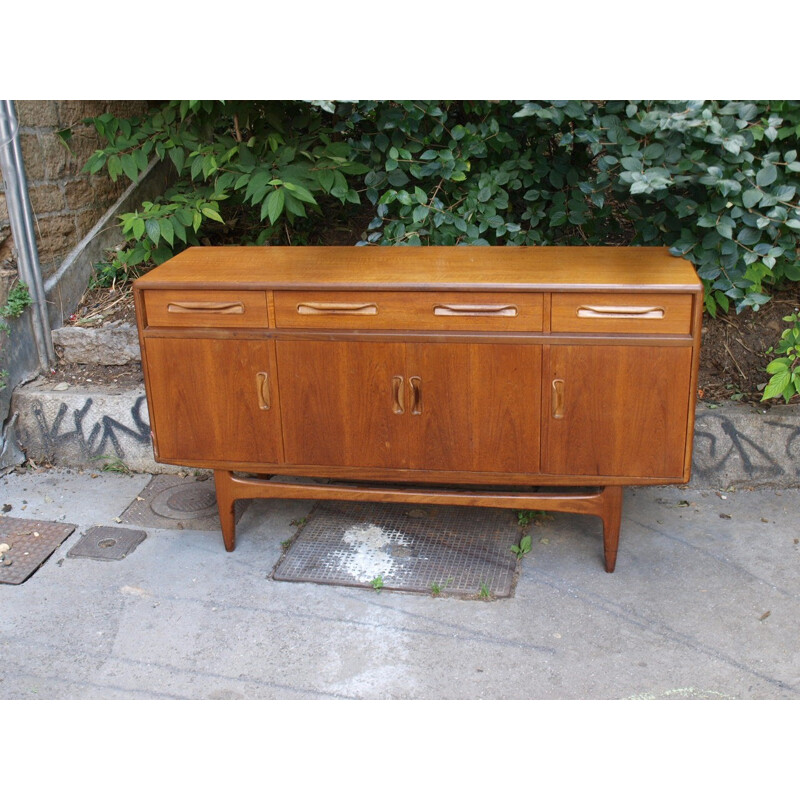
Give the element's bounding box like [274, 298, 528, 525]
[405, 343, 542, 473]
[276, 340, 408, 468]
[542, 344, 692, 479]
[144, 338, 283, 464]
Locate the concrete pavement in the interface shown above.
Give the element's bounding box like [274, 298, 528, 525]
[1, 467, 798, 700]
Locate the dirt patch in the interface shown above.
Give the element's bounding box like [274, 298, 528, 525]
[699, 287, 799, 405]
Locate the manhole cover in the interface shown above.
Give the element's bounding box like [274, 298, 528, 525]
[67, 526, 147, 561]
[118, 474, 245, 531]
[150, 484, 217, 518]
[272, 501, 523, 599]
[0, 516, 76, 585]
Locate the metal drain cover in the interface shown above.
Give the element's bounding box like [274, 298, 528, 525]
[118, 474, 245, 531]
[272, 501, 523, 598]
[67, 526, 147, 561]
[0, 516, 76, 585]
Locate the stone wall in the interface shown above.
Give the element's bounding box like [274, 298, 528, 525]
[0, 100, 149, 285]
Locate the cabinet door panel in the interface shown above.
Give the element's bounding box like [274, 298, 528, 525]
[542, 345, 692, 478]
[144, 338, 283, 464]
[277, 340, 407, 468]
[405, 343, 541, 473]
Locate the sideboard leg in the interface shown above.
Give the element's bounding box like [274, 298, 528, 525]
[600, 485, 623, 573]
[214, 470, 237, 552]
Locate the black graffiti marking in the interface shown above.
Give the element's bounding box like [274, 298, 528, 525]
[30, 396, 151, 460]
[692, 412, 800, 482]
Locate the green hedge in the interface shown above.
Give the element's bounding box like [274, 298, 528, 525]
[80, 100, 800, 320]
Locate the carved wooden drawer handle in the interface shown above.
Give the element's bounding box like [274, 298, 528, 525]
[433, 303, 518, 317]
[552, 379, 565, 419]
[577, 305, 665, 319]
[256, 372, 271, 410]
[167, 301, 245, 314]
[392, 376, 405, 414]
[410, 376, 423, 415]
[296, 302, 378, 315]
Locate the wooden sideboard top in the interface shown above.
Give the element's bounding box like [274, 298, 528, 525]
[134, 246, 702, 293]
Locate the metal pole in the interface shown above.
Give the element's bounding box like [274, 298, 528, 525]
[0, 99, 54, 370]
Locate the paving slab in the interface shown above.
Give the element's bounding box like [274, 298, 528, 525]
[0, 468, 798, 699]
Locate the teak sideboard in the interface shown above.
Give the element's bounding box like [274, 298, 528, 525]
[133, 246, 703, 572]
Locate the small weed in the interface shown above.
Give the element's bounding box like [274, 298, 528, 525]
[478, 581, 491, 599]
[290, 517, 307, 528]
[430, 577, 452, 597]
[517, 509, 551, 527]
[92, 455, 132, 475]
[371, 575, 384, 592]
[511, 533, 532, 560]
[280, 538, 293, 550]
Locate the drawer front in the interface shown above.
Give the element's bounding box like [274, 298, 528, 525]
[551, 292, 693, 334]
[274, 291, 543, 331]
[143, 289, 269, 328]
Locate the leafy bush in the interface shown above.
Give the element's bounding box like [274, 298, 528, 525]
[82, 100, 369, 276]
[81, 100, 800, 401]
[762, 311, 800, 402]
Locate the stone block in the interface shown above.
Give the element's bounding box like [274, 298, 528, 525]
[57, 101, 106, 126]
[16, 100, 59, 128]
[64, 179, 95, 211]
[20, 133, 46, 182]
[28, 183, 66, 215]
[10, 378, 177, 473]
[51, 321, 141, 365]
[41, 135, 68, 181]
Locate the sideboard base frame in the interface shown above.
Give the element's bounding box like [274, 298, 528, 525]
[213, 470, 623, 572]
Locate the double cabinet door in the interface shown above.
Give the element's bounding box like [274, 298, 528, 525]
[276, 340, 543, 474]
[144, 336, 692, 481]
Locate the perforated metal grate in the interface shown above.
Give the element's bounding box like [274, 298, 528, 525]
[272, 501, 523, 598]
[0, 517, 76, 585]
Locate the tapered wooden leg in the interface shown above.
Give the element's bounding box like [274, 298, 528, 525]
[600, 485, 624, 573]
[213, 470, 237, 552]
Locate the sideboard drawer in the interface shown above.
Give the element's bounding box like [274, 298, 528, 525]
[143, 289, 270, 328]
[551, 292, 693, 334]
[274, 291, 543, 331]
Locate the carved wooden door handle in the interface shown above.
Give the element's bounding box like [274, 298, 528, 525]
[167, 301, 245, 314]
[409, 376, 423, 415]
[256, 372, 271, 410]
[296, 302, 378, 316]
[392, 376, 405, 414]
[551, 379, 565, 419]
[577, 305, 665, 319]
[433, 303, 518, 317]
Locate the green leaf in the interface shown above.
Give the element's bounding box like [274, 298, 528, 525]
[120, 154, 138, 182]
[107, 154, 122, 181]
[412, 205, 429, 224]
[742, 188, 763, 207]
[414, 186, 427, 204]
[266, 188, 285, 224]
[132, 217, 145, 240]
[145, 218, 160, 245]
[158, 217, 174, 247]
[317, 169, 335, 193]
[201, 206, 224, 224]
[169, 147, 186, 174]
[762, 369, 791, 400]
[284, 182, 317, 204]
[756, 163, 778, 187]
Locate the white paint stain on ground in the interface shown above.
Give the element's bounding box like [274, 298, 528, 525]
[330, 523, 412, 583]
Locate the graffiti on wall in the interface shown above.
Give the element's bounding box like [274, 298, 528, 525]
[692, 411, 800, 485]
[28, 396, 151, 462]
